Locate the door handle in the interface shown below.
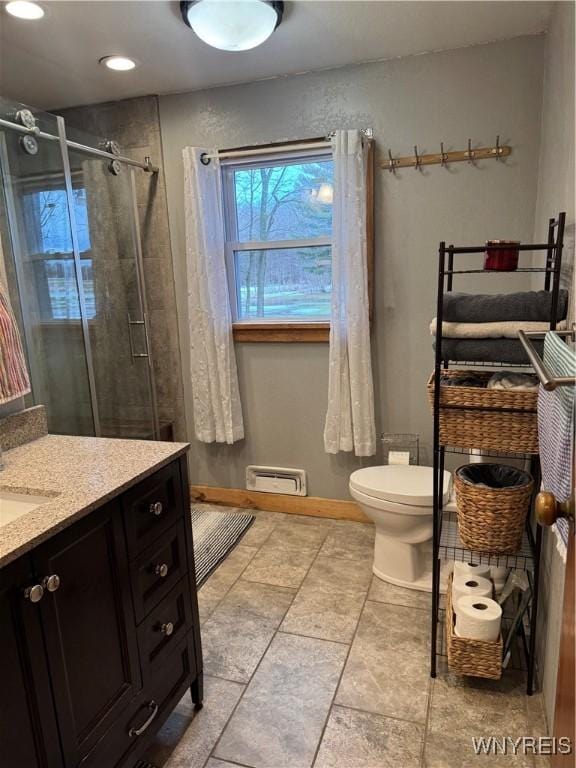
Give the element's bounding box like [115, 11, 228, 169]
[535, 491, 575, 527]
[127, 313, 149, 359]
[128, 700, 159, 737]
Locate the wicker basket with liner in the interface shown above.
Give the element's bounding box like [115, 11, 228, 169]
[454, 464, 534, 554]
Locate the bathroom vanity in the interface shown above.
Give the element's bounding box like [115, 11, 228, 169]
[0, 434, 202, 768]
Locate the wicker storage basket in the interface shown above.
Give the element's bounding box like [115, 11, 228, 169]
[427, 370, 538, 454]
[454, 464, 534, 554]
[446, 573, 502, 680]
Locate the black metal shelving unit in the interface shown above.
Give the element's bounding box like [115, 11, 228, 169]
[430, 212, 566, 695]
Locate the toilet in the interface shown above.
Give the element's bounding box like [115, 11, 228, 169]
[349, 465, 452, 591]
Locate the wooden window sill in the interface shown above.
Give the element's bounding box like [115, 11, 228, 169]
[232, 322, 330, 343]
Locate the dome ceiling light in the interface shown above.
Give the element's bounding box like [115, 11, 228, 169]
[5, 1, 44, 20]
[180, 0, 284, 52]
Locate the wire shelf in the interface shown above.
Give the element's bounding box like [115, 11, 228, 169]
[444, 267, 555, 275]
[443, 446, 536, 461]
[443, 359, 534, 369]
[439, 511, 534, 571]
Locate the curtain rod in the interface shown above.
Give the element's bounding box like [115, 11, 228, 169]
[200, 129, 373, 164]
[0, 116, 159, 173]
[200, 140, 331, 164]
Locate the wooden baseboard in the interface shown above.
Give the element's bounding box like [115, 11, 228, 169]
[190, 485, 371, 524]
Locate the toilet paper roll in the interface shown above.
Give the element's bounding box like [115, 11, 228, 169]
[452, 574, 493, 606]
[455, 596, 502, 642]
[453, 561, 491, 580]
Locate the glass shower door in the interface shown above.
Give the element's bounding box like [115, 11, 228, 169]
[0, 99, 95, 434]
[64, 125, 158, 440]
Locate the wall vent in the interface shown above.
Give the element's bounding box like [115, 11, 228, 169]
[246, 466, 307, 496]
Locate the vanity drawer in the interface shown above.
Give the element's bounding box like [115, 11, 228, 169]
[138, 577, 192, 679]
[131, 521, 187, 623]
[123, 461, 184, 558]
[81, 637, 195, 768]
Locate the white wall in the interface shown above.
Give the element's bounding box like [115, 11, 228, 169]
[159, 35, 544, 498]
[532, 0, 575, 730]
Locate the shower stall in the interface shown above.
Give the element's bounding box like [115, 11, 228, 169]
[0, 96, 161, 439]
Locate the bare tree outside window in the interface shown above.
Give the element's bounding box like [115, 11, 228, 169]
[229, 157, 333, 320]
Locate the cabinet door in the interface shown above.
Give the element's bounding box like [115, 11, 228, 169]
[0, 558, 63, 768]
[33, 500, 141, 767]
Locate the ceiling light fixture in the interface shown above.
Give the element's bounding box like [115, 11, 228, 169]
[5, 1, 44, 19]
[180, 0, 284, 52]
[99, 55, 137, 72]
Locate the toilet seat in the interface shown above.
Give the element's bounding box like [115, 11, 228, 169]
[350, 486, 434, 516]
[349, 465, 452, 508]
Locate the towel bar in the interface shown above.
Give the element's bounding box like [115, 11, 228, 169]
[517, 329, 576, 391]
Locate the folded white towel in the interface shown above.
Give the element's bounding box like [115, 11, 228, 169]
[430, 318, 567, 339]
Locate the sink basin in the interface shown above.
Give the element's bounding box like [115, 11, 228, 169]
[0, 491, 51, 527]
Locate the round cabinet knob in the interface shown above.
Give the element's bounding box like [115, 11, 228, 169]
[160, 621, 174, 636]
[43, 574, 61, 593]
[150, 501, 163, 517]
[154, 563, 169, 578]
[24, 584, 44, 603]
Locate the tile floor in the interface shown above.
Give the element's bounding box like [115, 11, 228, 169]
[144, 506, 551, 768]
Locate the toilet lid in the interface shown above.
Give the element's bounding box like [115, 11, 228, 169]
[349, 465, 452, 507]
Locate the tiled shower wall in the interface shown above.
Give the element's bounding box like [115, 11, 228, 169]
[59, 96, 186, 441]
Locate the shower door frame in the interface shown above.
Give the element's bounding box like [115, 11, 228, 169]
[0, 106, 160, 439]
[56, 116, 102, 435]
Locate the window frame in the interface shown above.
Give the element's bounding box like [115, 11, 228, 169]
[221, 140, 374, 343]
[20, 177, 95, 324]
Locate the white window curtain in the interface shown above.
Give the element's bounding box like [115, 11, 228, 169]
[323, 130, 376, 456]
[183, 147, 244, 444]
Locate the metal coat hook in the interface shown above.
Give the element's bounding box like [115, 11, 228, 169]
[440, 142, 448, 168]
[466, 138, 476, 165]
[387, 149, 396, 175]
[494, 134, 502, 161]
[414, 145, 422, 172]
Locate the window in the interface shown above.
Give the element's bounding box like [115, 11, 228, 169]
[222, 149, 336, 341]
[22, 186, 95, 320]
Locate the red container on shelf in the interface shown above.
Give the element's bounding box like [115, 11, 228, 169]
[484, 240, 520, 271]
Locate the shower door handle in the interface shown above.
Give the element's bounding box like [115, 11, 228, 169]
[127, 313, 149, 359]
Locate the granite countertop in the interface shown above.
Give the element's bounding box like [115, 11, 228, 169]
[0, 434, 189, 568]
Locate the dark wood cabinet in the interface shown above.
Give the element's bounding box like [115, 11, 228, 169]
[0, 454, 202, 768]
[0, 558, 64, 768]
[33, 500, 141, 767]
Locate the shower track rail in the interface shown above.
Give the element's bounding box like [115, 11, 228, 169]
[0, 116, 159, 173]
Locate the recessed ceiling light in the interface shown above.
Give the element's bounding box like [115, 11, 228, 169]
[99, 55, 137, 72]
[180, 0, 284, 52]
[5, 1, 44, 19]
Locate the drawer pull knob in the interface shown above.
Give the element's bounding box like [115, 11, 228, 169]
[128, 700, 159, 738]
[24, 584, 44, 603]
[154, 563, 169, 578]
[43, 574, 61, 593]
[150, 501, 163, 516]
[160, 621, 174, 636]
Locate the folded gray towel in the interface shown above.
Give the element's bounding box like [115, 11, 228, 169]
[438, 338, 544, 364]
[443, 290, 568, 323]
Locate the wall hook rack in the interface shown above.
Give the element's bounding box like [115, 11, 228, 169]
[379, 138, 511, 172]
